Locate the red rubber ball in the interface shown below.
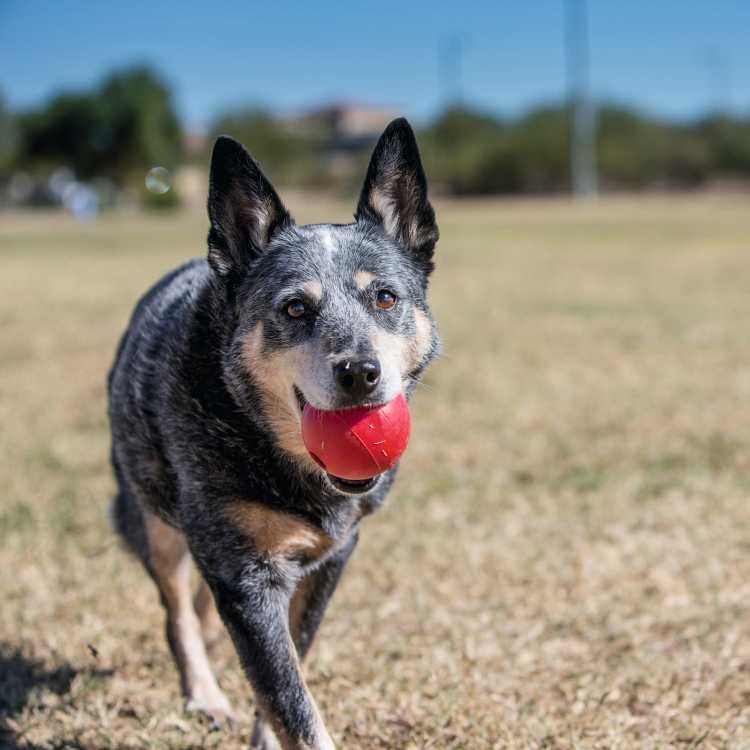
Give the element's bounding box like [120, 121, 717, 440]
[301, 394, 411, 481]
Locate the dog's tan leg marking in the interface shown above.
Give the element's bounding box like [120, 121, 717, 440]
[225, 501, 332, 562]
[194, 578, 225, 647]
[144, 512, 235, 726]
[354, 270, 375, 290]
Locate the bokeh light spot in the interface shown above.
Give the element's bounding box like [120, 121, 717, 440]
[145, 166, 171, 195]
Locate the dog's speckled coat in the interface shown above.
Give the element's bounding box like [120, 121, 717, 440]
[108, 119, 439, 750]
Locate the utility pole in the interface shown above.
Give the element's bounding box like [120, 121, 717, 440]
[703, 48, 731, 114]
[565, 0, 598, 197]
[439, 33, 466, 106]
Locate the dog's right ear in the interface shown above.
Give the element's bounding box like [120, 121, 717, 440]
[355, 118, 438, 271]
[207, 136, 293, 276]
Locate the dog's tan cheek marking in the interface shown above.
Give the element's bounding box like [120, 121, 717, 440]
[242, 321, 265, 366]
[225, 502, 332, 561]
[302, 280, 323, 301]
[412, 307, 433, 369]
[241, 323, 313, 462]
[354, 271, 375, 290]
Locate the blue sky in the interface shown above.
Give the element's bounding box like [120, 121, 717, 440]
[2, 1, 749, 128]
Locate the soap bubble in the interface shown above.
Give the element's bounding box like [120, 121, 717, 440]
[145, 166, 171, 195]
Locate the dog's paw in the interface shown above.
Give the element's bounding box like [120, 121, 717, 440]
[185, 691, 238, 731]
[249, 717, 282, 750]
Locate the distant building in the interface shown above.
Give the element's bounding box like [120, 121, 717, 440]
[182, 130, 208, 157]
[286, 102, 397, 152]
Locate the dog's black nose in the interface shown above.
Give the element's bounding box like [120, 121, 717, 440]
[334, 359, 381, 399]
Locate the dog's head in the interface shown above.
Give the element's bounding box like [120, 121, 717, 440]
[207, 118, 439, 493]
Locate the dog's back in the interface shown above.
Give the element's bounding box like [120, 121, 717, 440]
[109, 258, 209, 536]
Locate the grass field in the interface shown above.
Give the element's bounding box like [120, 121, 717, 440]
[1, 195, 750, 749]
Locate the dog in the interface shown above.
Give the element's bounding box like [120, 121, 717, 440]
[108, 118, 440, 750]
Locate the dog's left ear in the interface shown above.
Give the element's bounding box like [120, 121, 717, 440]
[207, 136, 293, 276]
[355, 118, 438, 270]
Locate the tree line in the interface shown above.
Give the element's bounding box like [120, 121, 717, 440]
[2, 65, 750, 199]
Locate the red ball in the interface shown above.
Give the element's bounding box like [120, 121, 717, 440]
[301, 394, 411, 480]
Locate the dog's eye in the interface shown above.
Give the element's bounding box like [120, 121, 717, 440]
[286, 300, 307, 318]
[376, 290, 397, 310]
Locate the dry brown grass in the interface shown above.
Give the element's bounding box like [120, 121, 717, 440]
[1, 195, 750, 749]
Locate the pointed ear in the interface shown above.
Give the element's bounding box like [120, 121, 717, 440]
[355, 118, 438, 268]
[207, 136, 293, 276]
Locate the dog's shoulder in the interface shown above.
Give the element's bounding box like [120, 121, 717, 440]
[110, 258, 210, 379]
[126, 257, 210, 341]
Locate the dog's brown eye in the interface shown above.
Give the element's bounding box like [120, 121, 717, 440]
[286, 300, 306, 318]
[376, 290, 397, 310]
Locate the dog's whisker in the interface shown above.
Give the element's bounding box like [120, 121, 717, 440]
[405, 374, 437, 392]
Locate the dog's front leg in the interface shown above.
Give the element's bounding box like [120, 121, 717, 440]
[219, 564, 334, 750]
[246, 532, 358, 747]
[290, 532, 359, 661]
[199, 551, 334, 750]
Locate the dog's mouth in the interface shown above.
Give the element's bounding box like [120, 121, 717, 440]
[293, 385, 380, 495]
[327, 475, 379, 494]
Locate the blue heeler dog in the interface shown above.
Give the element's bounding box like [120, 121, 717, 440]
[108, 118, 440, 750]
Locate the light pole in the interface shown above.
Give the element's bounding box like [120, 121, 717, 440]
[440, 33, 466, 106]
[565, 0, 598, 197]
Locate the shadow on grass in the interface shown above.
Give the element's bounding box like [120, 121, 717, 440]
[0, 642, 113, 750]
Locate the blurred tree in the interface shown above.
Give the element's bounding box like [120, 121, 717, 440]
[96, 66, 182, 180]
[510, 106, 570, 191]
[596, 105, 660, 186]
[20, 93, 104, 177]
[420, 106, 515, 194]
[428, 105, 502, 146]
[697, 114, 750, 176]
[598, 104, 712, 187]
[420, 101, 741, 194]
[421, 104, 570, 194]
[19, 66, 181, 184]
[210, 108, 311, 183]
[9, 68, 750, 197]
[0, 92, 20, 176]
